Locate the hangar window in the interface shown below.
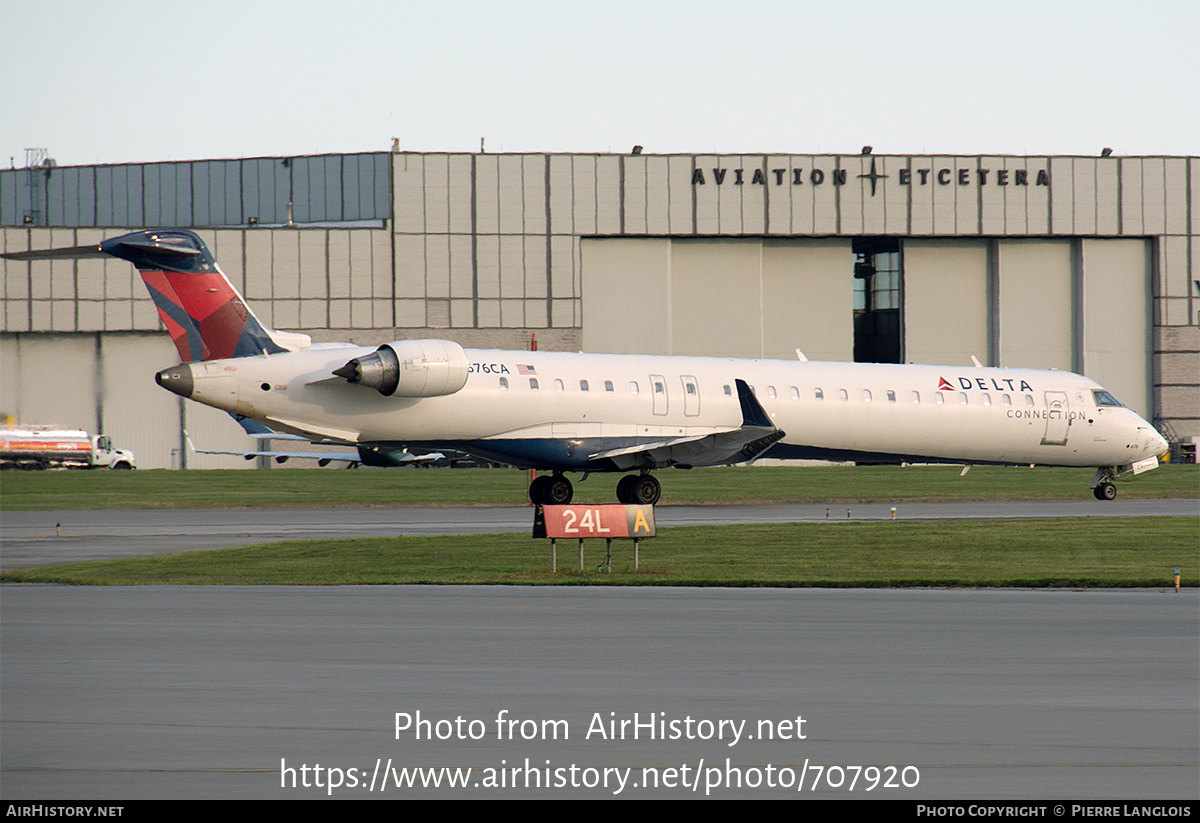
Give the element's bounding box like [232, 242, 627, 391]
[580, 380, 589, 392]
[499, 377, 509, 390]
[530, 378, 539, 390]
[853, 237, 903, 364]
[604, 380, 614, 392]
[815, 388, 824, 400]
[555, 379, 564, 392]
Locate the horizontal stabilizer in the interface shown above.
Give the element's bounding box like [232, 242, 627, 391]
[2, 243, 108, 261]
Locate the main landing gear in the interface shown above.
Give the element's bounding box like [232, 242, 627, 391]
[529, 473, 574, 505]
[616, 473, 661, 505]
[527, 472, 662, 506]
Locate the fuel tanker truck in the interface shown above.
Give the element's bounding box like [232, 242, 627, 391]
[0, 429, 136, 470]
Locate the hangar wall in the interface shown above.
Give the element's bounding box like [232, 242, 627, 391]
[1, 151, 1196, 468]
[582, 238, 853, 361]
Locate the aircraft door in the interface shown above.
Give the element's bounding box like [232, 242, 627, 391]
[1040, 391, 1070, 446]
[650, 374, 668, 416]
[681, 375, 700, 416]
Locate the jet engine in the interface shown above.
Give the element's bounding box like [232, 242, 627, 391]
[333, 339, 469, 397]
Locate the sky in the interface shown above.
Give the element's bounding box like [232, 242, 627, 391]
[1, 0, 1197, 167]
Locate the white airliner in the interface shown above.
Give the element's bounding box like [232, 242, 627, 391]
[3, 230, 1167, 504]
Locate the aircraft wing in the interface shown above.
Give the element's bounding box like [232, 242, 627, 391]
[590, 379, 784, 469]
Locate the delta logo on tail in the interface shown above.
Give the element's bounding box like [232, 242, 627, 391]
[99, 231, 288, 362]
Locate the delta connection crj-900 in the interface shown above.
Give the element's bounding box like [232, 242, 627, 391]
[2, 229, 1167, 504]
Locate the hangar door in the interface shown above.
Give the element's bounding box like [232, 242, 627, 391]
[581, 238, 853, 361]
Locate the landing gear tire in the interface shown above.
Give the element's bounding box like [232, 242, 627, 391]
[531, 473, 573, 505]
[617, 474, 660, 505]
[1093, 482, 1117, 501]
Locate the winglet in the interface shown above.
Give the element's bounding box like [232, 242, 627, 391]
[735, 379, 774, 428]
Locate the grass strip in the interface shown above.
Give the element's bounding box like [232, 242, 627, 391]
[3, 516, 1193, 588]
[2, 464, 1196, 510]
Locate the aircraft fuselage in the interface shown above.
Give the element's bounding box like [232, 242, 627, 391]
[157, 344, 1166, 473]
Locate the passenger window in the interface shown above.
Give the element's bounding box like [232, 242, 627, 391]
[630, 381, 640, 394]
[499, 377, 509, 390]
[580, 379, 589, 392]
[982, 393, 991, 406]
[686, 383, 696, 395]
[604, 380, 614, 392]
[839, 389, 848, 401]
[530, 378, 539, 390]
[654, 381, 665, 394]
[1024, 395, 1034, 407]
[1002, 394, 1011, 406]
[555, 379, 564, 392]
[936, 392, 945, 405]
[723, 384, 732, 396]
[790, 386, 799, 400]
[768, 386, 777, 399]
[887, 390, 896, 403]
[959, 392, 968, 405]
[815, 388, 824, 400]
[912, 391, 920, 403]
[863, 389, 872, 402]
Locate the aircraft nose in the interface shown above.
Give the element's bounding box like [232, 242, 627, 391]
[1151, 429, 1169, 456]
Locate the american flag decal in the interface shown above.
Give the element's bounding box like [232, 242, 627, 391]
[517, 364, 536, 375]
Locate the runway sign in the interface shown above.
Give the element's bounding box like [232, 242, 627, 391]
[533, 505, 656, 540]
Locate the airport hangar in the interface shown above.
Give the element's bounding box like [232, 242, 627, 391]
[1, 150, 1196, 469]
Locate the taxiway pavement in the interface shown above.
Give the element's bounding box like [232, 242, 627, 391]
[2, 498, 1195, 570]
[2, 585, 1196, 799]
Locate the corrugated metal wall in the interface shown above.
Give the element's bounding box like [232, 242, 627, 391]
[0, 153, 390, 228]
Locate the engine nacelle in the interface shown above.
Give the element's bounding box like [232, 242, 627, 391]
[333, 339, 469, 397]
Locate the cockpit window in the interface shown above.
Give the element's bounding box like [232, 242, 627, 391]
[1093, 390, 1123, 407]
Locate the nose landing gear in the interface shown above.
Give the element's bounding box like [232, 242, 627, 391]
[1091, 467, 1118, 501]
